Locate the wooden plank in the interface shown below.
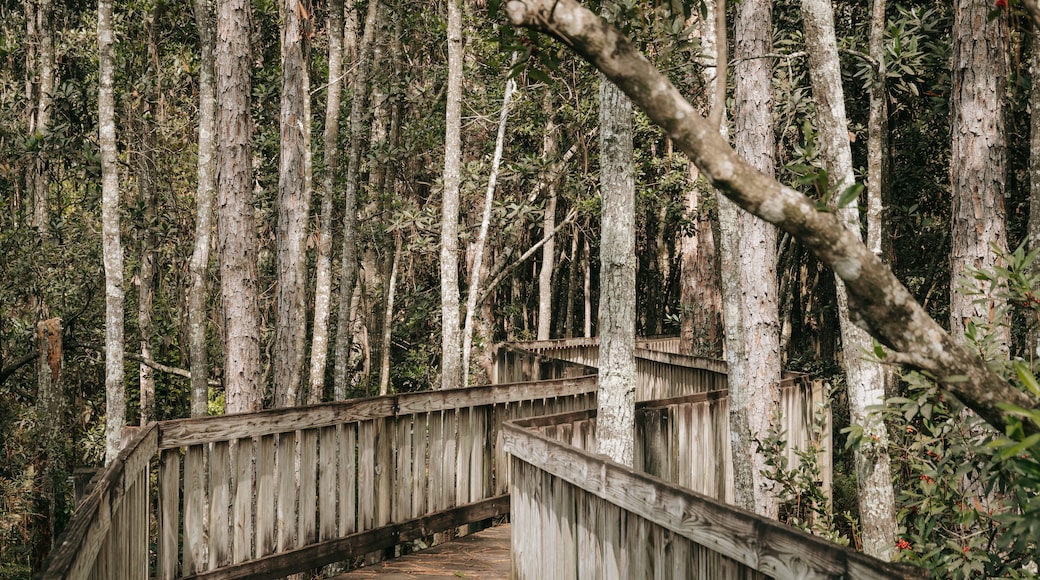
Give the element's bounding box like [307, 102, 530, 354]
[181, 496, 510, 580]
[183, 444, 207, 574]
[338, 423, 357, 536]
[158, 448, 180, 580]
[298, 428, 318, 547]
[233, 437, 254, 564]
[395, 415, 413, 522]
[442, 410, 457, 511]
[158, 377, 596, 450]
[318, 426, 337, 541]
[208, 440, 231, 570]
[455, 407, 471, 510]
[503, 423, 925, 579]
[276, 432, 297, 553]
[412, 413, 428, 519]
[357, 420, 375, 530]
[255, 434, 276, 557]
[374, 417, 392, 528]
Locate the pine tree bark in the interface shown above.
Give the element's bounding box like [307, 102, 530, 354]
[950, 0, 1008, 348]
[99, 0, 125, 463]
[680, 0, 724, 358]
[333, 0, 380, 399]
[216, 0, 262, 414]
[189, 0, 217, 417]
[273, 0, 313, 408]
[726, 0, 781, 517]
[309, 0, 344, 405]
[802, 0, 896, 558]
[34, 317, 68, 561]
[440, 0, 464, 390]
[504, 0, 1040, 434]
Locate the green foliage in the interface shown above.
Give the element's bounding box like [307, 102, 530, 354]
[759, 397, 850, 545]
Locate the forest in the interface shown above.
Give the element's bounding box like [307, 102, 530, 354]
[2, 0, 1040, 576]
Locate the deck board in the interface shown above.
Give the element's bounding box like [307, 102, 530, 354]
[334, 524, 510, 579]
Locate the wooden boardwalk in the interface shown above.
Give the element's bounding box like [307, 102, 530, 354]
[335, 525, 511, 579]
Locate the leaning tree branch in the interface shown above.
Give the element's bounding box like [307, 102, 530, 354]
[504, 0, 1039, 434]
[82, 345, 222, 387]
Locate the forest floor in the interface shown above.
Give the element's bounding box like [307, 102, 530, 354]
[334, 524, 511, 579]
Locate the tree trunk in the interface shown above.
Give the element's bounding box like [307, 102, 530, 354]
[505, 0, 1040, 435]
[564, 227, 580, 338]
[378, 233, 402, 395]
[137, 3, 161, 424]
[273, 0, 313, 408]
[34, 317, 68, 561]
[462, 67, 516, 386]
[333, 0, 380, 399]
[680, 0, 724, 358]
[537, 91, 558, 341]
[802, 0, 896, 558]
[27, 0, 55, 235]
[99, 0, 125, 463]
[723, 0, 782, 518]
[440, 0, 464, 390]
[595, 0, 637, 464]
[309, 0, 344, 405]
[189, 0, 217, 417]
[216, 0, 262, 414]
[1029, 31, 1040, 360]
[950, 0, 1008, 348]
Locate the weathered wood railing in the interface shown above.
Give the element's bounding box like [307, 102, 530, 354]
[43, 375, 598, 580]
[502, 338, 728, 400]
[503, 413, 924, 579]
[528, 373, 831, 504]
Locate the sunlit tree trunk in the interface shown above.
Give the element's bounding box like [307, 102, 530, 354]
[99, 0, 125, 463]
[309, 0, 344, 405]
[189, 0, 217, 417]
[803, 0, 896, 558]
[950, 0, 1008, 349]
[378, 234, 402, 395]
[725, 0, 780, 517]
[537, 91, 558, 341]
[333, 0, 380, 399]
[273, 0, 313, 408]
[216, 0, 262, 413]
[595, 0, 636, 465]
[440, 0, 464, 390]
[463, 69, 516, 386]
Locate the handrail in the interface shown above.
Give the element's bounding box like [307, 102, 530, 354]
[502, 414, 924, 579]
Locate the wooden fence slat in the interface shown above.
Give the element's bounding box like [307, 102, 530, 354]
[209, 440, 231, 570]
[339, 423, 357, 536]
[183, 444, 208, 574]
[375, 417, 392, 528]
[299, 428, 318, 547]
[319, 426, 338, 541]
[233, 437, 254, 564]
[358, 420, 375, 530]
[256, 435, 276, 557]
[277, 432, 298, 553]
[395, 415, 413, 522]
[158, 448, 180, 580]
[412, 413, 428, 519]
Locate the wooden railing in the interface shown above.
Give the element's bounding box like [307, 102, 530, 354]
[506, 338, 728, 400]
[503, 413, 925, 579]
[42, 376, 598, 580]
[526, 374, 830, 504]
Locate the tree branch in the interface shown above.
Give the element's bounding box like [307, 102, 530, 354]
[478, 207, 579, 305]
[504, 0, 1039, 434]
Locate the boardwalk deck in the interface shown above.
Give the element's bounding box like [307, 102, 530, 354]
[334, 524, 511, 579]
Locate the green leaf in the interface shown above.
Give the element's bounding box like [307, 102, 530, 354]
[836, 183, 863, 209]
[1014, 361, 1040, 398]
